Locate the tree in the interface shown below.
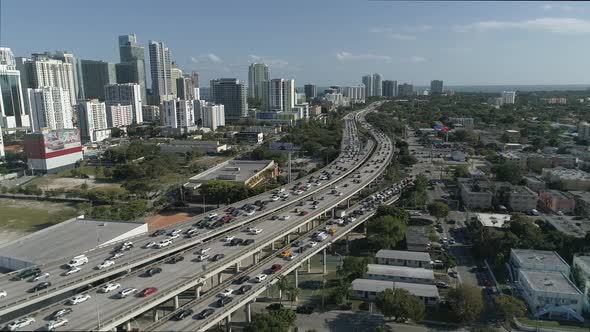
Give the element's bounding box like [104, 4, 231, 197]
[447, 284, 484, 323]
[453, 165, 470, 179]
[200, 180, 233, 207]
[277, 276, 289, 304]
[328, 278, 351, 305]
[244, 313, 289, 332]
[494, 295, 526, 322]
[366, 215, 406, 250]
[375, 288, 425, 322]
[103, 167, 113, 178]
[339, 257, 368, 281]
[492, 161, 522, 184]
[270, 308, 297, 326]
[287, 287, 300, 307]
[427, 202, 449, 222]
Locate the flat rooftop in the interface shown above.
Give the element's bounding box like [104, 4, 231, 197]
[0, 218, 146, 268]
[405, 226, 430, 246]
[476, 213, 511, 228]
[511, 249, 569, 270]
[375, 249, 431, 262]
[186, 159, 274, 185]
[542, 215, 590, 238]
[367, 264, 434, 280]
[352, 278, 439, 298]
[520, 270, 582, 295]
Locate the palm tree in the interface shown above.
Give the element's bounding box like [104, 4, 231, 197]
[277, 276, 289, 304]
[288, 287, 301, 308]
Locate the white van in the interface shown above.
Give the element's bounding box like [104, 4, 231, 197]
[67, 255, 88, 268]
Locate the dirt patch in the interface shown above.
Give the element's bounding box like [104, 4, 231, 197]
[146, 211, 198, 231]
[0, 199, 79, 232]
[30, 176, 121, 191]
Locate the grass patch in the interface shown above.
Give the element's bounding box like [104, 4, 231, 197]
[518, 318, 590, 332]
[0, 201, 78, 232]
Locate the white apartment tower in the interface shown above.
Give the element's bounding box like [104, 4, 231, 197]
[0, 47, 29, 129]
[28, 87, 73, 132]
[18, 54, 77, 106]
[104, 83, 143, 126]
[248, 63, 269, 101]
[148, 41, 172, 102]
[196, 101, 225, 131]
[362, 75, 373, 97]
[77, 100, 109, 142]
[266, 78, 295, 112]
[502, 91, 516, 104]
[343, 85, 366, 103]
[163, 98, 193, 128]
[109, 104, 134, 127]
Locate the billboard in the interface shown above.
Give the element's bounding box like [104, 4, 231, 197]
[42, 128, 81, 153]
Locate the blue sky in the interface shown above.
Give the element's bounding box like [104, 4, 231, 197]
[3, 0, 590, 86]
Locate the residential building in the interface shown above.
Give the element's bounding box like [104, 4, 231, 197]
[235, 131, 263, 144]
[405, 226, 430, 252]
[551, 155, 576, 169]
[0, 47, 28, 128]
[542, 167, 590, 191]
[366, 264, 435, 284]
[539, 190, 576, 214]
[148, 40, 172, 103]
[0, 127, 3, 157]
[524, 176, 546, 193]
[176, 75, 197, 100]
[458, 177, 493, 209]
[372, 73, 382, 97]
[398, 83, 414, 97]
[507, 185, 538, 212]
[362, 75, 373, 97]
[104, 83, 142, 125]
[430, 80, 443, 94]
[79, 60, 116, 100]
[292, 103, 310, 120]
[241, 126, 280, 134]
[309, 105, 322, 117]
[195, 101, 225, 131]
[109, 104, 133, 127]
[509, 249, 570, 280]
[351, 279, 439, 305]
[382, 80, 397, 97]
[572, 191, 590, 217]
[209, 78, 247, 123]
[375, 250, 432, 269]
[502, 91, 516, 104]
[28, 87, 73, 131]
[265, 78, 295, 112]
[160, 140, 227, 155]
[342, 85, 366, 103]
[170, 63, 182, 96]
[572, 255, 590, 314]
[248, 63, 269, 101]
[141, 105, 160, 123]
[77, 99, 109, 142]
[51, 51, 81, 101]
[23, 128, 83, 174]
[17, 53, 77, 106]
[577, 122, 590, 142]
[162, 98, 193, 128]
[475, 213, 511, 228]
[448, 117, 474, 128]
[304, 84, 316, 99]
[117, 34, 147, 102]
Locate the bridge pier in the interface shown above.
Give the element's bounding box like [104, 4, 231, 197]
[246, 302, 252, 323]
[323, 248, 327, 275]
[174, 295, 179, 309]
[195, 286, 201, 299]
[218, 273, 224, 284]
[235, 261, 241, 273]
[306, 258, 311, 273]
[347, 198, 350, 208]
[346, 233, 350, 253]
[153, 308, 159, 322]
[294, 268, 299, 287]
[271, 241, 275, 250]
[126, 321, 131, 331]
[225, 313, 232, 332]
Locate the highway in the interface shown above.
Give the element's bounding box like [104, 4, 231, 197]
[1, 103, 392, 330]
[0, 107, 372, 320]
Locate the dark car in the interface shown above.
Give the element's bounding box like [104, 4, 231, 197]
[234, 276, 250, 284]
[173, 309, 194, 321]
[30, 281, 51, 293]
[242, 239, 255, 246]
[211, 254, 225, 261]
[292, 240, 303, 247]
[296, 304, 314, 314]
[266, 303, 284, 310]
[216, 296, 233, 307]
[230, 238, 243, 246]
[238, 285, 252, 294]
[145, 267, 162, 277]
[270, 264, 282, 273]
[166, 256, 185, 264]
[14, 267, 41, 281]
[50, 308, 73, 319]
[151, 229, 166, 237]
[196, 308, 215, 320]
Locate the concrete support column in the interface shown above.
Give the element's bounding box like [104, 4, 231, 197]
[210, 275, 215, 287]
[346, 233, 350, 254]
[218, 273, 224, 284]
[306, 222, 310, 232]
[235, 261, 240, 273]
[271, 241, 275, 251]
[126, 322, 131, 331]
[331, 209, 335, 217]
[246, 302, 252, 323]
[225, 313, 232, 332]
[284, 235, 289, 244]
[294, 268, 299, 287]
[323, 248, 327, 275]
[152, 308, 159, 322]
[306, 258, 311, 273]
[174, 295, 179, 309]
[253, 252, 260, 265]
[195, 286, 201, 299]
[347, 199, 350, 208]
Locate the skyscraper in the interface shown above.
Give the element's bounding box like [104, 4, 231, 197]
[195, 101, 225, 131]
[382, 80, 397, 97]
[397, 83, 414, 97]
[52, 51, 81, 101]
[77, 99, 109, 142]
[28, 87, 73, 131]
[18, 53, 77, 106]
[266, 79, 295, 112]
[109, 104, 134, 127]
[0, 47, 28, 129]
[502, 91, 516, 104]
[372, 73, 382, 97]
[304, 84, 317, 99]
[118, 34, 147, 102]
[362, 75, 373, 97]
[342, 85, 366, 103]
[148, 41, 172, 103]
[248, 63, 269, 101]
[209, 78, 247, 123]
[176, 75, 197, 100]
[79, 60, 116, 100]
[162, 98, 194, 128]
[430, 80, 443, 94]
[104, 83, 143, 125]
[170, 62, 183, 96]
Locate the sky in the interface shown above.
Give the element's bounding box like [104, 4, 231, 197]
[2, 0, 590, 86]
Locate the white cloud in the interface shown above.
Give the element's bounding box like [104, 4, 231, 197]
[441, 46, 471, 53]
[336, 52, 392, 61]
[409, 56, 427, 63]
[248, 54, 289, 69]
[542, 3, 579, 12]
[207, 53, 222, 63]
[191, 53, 223, 64]
[370, 27, 416, 40]
[403, 24, 432, 32]
[454, 17, 590, 34]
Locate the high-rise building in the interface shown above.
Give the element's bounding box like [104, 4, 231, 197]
[266, 79, 295, 112]
[0, 126, 4, 157]
[304, 84, 317, 99]
[148, 41, 172, 103]
[342, 85, 366, 103]
[362, 75, 373, 97]
[162, 98, 193, 128]
[142, 105, 160, 123]
[430, 80, 443, 94]
[372, 73, 382, 97]
[77, 99, 109, 142]
[0, 47, 28, 129]
[170, 62, 183, 96]
[502, 91, 516, 104]
[397, 83, 414, 97]
[104, 83, 143, 125]
[176, 75, 197, 100]
[79, 60, 116, 100]
[195, 101, 225, 131]
[382, 80, 397, 97]
[209, 78, 247, 123]
[52, 51, 81, 101]
[248, 63, 269, 101]
[17, 53, 77, 106]
[109, 104, 134, 127]
[28, 87, 73, 131]
[118, 34, 147, 102]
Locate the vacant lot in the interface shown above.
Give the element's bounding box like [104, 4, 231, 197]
[0, 199, 79, 234]
[29, 175, 121, 191]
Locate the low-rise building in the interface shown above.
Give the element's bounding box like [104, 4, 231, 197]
[572, 255, 590, 314]
[539, 190, 575, 214]
[241, 126, 281, 135]
[448, 117, 474, 128]
[507, 185, 538, 212]
[572, 191, 590, 218]
[375, 250, 432, 269]
[476, 213, 511, 228]
[524, 176, 546, 193]
[458, 178, 493, 209]
[405, 226, 430, 252]
[509, 249, 570, 282]
[541, 215, 590, 238]
[159, 140, 228, 155]
[542, 167, 590, 191]
[234, 131, 263, 144]
[366, 264, 435, 284]
[351, 279, 439, 305]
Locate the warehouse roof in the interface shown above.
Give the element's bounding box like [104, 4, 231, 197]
[367, 264, 434, 280]
[375, 249, 431, 262]
[352, 279, 440, 298]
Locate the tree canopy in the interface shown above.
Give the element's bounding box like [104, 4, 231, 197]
[447, 284, 484, 323]
[375, 288, 425, 322]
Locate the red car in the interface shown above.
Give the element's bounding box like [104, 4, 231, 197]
[270, 264, 282, 273]
[141, 287, 158, 297]
[299, 211, 309, 216]
[221, 215, 232, 223]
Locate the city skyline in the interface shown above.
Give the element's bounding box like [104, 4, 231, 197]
[3, 1, 590, 86]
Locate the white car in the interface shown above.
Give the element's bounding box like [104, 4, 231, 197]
[170, 229, 182, 236]
[69, 294, 91, 305]
[196, 254, 210, 262]
[243, 210, 255, 216]
[270, 196, 280, 201]
[0, 289, 6, 299]
[118, 288, 138, 298]
[46, 318, 68, 331]
[7, 317, 35, 331]
[144, 241, 157, 249]
[294, 190, 304, 195]
[288, 253, 298, 261]
[219, 289, 234, 297]
[109, 252, 124, 260]
[224, 235, 235, 242]
[97, 260, 115, 270]
[32, 272, 50, 281]
[98, 283, 121, 293]
[249, 228, 262, 235]
[254, 274, 268, 283]
[157, 239, 172, 248]
[279, 215, 290, 221]
[280, 193, 290, 198]
[308, 241, 318, 247]
[122, 241, 133, 247]
[64, 266, 81, 275]
[167, 234, 180, 240]
[208, 213, 218, 219]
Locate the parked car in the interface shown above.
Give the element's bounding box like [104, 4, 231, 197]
[267, 303, 284, 310]
[296, 304, 314, 314]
